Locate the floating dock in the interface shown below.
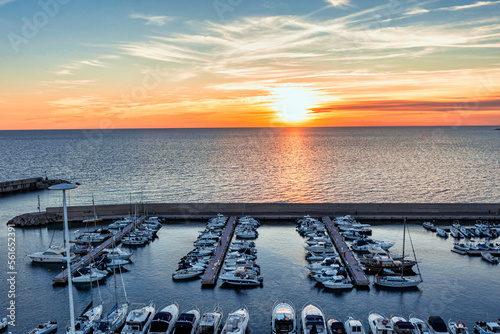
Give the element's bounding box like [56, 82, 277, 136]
[52, 215, 146, 284]
[201, 216, 237, 287]
[323, 216, 370, 286]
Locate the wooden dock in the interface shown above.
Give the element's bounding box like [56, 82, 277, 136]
[322, 216, 370, 286]
[52, 215, 146, 284]
[201, 216, 237, 287]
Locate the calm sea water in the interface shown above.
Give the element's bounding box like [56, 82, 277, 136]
[0, 127, 499, 331]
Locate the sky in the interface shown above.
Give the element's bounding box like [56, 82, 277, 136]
[0, 0, 499, 129]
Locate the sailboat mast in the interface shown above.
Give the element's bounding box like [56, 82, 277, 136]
[401, 218, 406, 278]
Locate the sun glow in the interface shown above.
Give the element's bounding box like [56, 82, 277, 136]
[271, 86, 319, 122]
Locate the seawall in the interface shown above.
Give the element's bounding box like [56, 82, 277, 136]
[0, 177, 69, 194]
[7, 202, 500, 226]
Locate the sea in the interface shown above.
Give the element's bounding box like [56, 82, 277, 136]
[0, 127, 499, 332]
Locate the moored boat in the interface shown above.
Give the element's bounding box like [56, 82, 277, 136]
[368, 313, 393, 334]
[29, 321, 57, 334]
[302, 304, 326, 334]
[173, 309, 201, 334]
[427, 316, 448, 334]
[481, 252, 499, 264]
[345, 316, 366, 334]
[474, 322, 500, 334]
[121, 302, 155, 334]
[149, 303, 179, 334]
[196, 307, 223, 334]
[409, 318, 430, 334]
[28, 246, 77, 263]
[221, 307, 249, 334]
[448, 321, 469, 334]
[271, 301, 296, 334]
[328, 319, 346, 334]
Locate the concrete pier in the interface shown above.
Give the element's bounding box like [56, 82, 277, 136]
[201, 216, 237, 287]
[0, 177, 69, 195]
[52, 215, 145, 285]
[8, 203, 500, 227]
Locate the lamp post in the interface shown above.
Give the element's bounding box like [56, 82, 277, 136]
[49, 183, 78, 334]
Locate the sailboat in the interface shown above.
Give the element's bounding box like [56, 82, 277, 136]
[374, 219, 423, 288]
[93, 238, 129, 333]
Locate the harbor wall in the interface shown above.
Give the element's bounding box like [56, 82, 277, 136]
[45, 202, 500, 221]
[0, 177, 69, 194]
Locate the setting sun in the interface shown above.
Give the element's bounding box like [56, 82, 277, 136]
[271, 86, 319, 123]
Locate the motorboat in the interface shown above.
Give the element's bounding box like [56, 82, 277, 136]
[271, 301, 296, 334]
[75, 229, 113, 245]
[311, 268, 341, 283]
[427, 317, 448, 334]
[409, 318, 430, 334]
[351, 239, 394, 252]
[109, 217, 134, 229]
[368, 313, 393, 334]
[467, 243, 479, 251]
[28, 246, 77, 263]
[149, 303, 179, 334]
[29, 321, 57, 334]
[220, 269, 263, 286]
[122, 235, 149, 246]
[422, 222, 434, 230]
[373, 276, 421, 288]
[68, 301, 104, 334]
[345, 316, 366, 334]
[328, 319, 346, 334]
[301, 304, 326, 334]
[104, 248, 133, 260]
[173, 309, 201, 334]
[322, 276, 354, 290]
[72, 268, 107, 284]
[391, 317, 417, 334]
[476, 243, 490, 251]
[453, 243, 470, 252]
[196, 307, 223, 334]
[481, 253, 499, 264]
[94, 302, 129, 334]
[172, 269, 204, 280]
[361, 253, 417, 272]
[235, 228, 258, 240]
[121, 302, 155, 334]
[436, 229, 448, 238]
[448, 321, 468, 334]
[221, 307, 249, 334]
[450, 227, 463, 238]
[474, 322, 500, 334]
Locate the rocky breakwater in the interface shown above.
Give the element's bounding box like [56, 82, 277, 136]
[7, 212, 62, 227]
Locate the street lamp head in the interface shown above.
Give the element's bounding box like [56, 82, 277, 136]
[49, 183, 78, 191]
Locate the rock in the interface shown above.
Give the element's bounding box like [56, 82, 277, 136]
[7, 212, 62, 227]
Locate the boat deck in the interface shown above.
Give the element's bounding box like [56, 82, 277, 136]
[52, 215, 146, 284]
[322, 216, 370, 286]
[201, 216, 237, 287]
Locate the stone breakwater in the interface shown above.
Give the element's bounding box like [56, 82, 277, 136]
[6, 203, 500, 227]
[0, 177, 69, 195]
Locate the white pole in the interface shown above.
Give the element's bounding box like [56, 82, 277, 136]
[63, 189, 76, 334]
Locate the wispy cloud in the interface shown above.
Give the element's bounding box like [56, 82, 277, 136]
[325, 0, 351, 8]
[440, 0, 500, 11]
[0, 0, 17, 7]
[129, 13, 175, 26]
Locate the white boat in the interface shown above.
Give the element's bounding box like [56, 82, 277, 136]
[474, 322, 500, 334]
[436, 229, 448, 238]
[149, 303, 179, 334]
[391, 317, 417, 334]
[109, 217, 134, 229]
[459, 227, 472, 238]
[220, 269, 263, 286]
[72, 268, 107, 284]
[409, 318, 431, 334]
[221, 307, 249, 334]
[121, 302, 156, 334]
[328, 319, 346, 334]
[94, 302, 129, 333]
[448, 321, 469, 334]
[368, 313, 393, 334]
[345, 316, 366, 334]
[28, 245, 77, 263]
[481, 253, 499, 264]
[322, 276, 353, 290]
[272, 301, 296, 334]
[68, 301, 104, 334]
[196, 307, 223, 334]
[450, 227, 463, 238]
[172, 269, 204, 280]
[427, 316, 448, 334]
[0, 317, 7, 330]
[235, 229, 258, 240]
[422, 222, 434, 230]
[302, 304, 326, 334]
[29, 321, 57, 334]
[374, 276, 421, 288]
[453, 243, 470, 252]
[174, 309, 201, 334]
[104, 248, 133, 260]
[122, 235, 149, 246]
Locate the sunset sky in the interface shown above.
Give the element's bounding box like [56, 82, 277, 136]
[1, 0, 499, 129]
